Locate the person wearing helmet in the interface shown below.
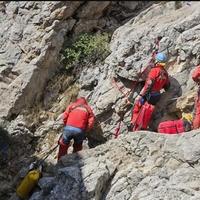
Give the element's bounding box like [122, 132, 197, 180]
[130, 52, 170, 131]
[135, 52, 170, 105]
[192, 65, 200, 129]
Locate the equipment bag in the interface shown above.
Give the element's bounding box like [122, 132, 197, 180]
[158, 119, 185, 134]
[132, 102, 155, 131]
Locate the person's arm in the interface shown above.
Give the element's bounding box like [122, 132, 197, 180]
[62, 105, 72, 124]
[192, 93, 200, 129]
[192, 65, 200, 83]
[86, 106, 95, 131]
[139, 79, 154, 97]
[138, 69, 157, 98]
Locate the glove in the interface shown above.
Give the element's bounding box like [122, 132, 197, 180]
[135, 95, 141, 102]
[135, 95, 145, 105]
[139, 97, 145, 105]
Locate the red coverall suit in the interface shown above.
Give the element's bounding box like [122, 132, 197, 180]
[131, 64, 170, 130]
[58, 97, 95, 160]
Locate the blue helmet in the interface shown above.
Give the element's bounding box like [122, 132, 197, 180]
[155, 52, 167, 63]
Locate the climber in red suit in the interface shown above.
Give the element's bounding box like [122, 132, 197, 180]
[57, 97, 95, 161]
[131, 52, 170, 131]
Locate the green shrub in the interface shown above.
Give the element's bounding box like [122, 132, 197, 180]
[61, 32, 111, 69]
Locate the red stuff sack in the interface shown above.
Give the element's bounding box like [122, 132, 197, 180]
[158, 119, 185, 134]
[132, 102, 155, 131]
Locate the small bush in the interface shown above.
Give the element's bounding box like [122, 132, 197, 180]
[61, 32, 111, 69]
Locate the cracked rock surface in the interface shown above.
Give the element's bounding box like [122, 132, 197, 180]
[30, 130, 200, 200]
[2, 1, 200, 200]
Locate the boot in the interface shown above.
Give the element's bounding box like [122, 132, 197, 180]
[57, 138, 70, 161]
[73, 143, 83, 153]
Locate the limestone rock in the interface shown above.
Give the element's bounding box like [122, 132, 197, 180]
[1, 1, 145, 121]
[83, 1, 200, 137]
[2, 1, 200, 200]
[30, 130, 200, 200]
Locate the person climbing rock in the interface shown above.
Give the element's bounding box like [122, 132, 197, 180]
[57, 97, 95, 161]
[192, 65, 200, 129]
[130, 52, 171, 131]
[157, 113, 193, 134]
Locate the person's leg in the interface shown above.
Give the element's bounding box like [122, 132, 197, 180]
[57, 138, 70, 161]
[73, 130, 85, 153]
[183, 120, 192, 132]
[73, 142, 83, 153]
[57, 126, 72, 161]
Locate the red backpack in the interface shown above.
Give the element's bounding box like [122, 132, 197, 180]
[132, 102, 155, 131]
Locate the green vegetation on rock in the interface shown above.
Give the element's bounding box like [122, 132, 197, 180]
[61, 32, 111, 69]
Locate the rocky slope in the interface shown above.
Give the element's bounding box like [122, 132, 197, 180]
[84, 1, 200, 139]
[0, 1, 152, 160]
[0, 1, 150, 121]
[1, 1, 200, 200]
[0, 1, 153, 199]
[30, 130, 200, 200]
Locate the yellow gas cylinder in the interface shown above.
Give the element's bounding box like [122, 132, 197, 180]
[16, 169, 41, 199]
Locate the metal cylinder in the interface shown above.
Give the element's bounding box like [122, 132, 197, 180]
[16, 169, 41, 199]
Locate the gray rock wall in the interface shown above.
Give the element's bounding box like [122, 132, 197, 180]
[0, 2, 152, 199]
[79, 1, 200, 139]
[2, 2, 200, 200]
[0, 1, 146, 121]
[29, 130, 200, 200]
[0, 1, 80, 119]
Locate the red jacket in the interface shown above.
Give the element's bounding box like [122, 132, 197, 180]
[141, 64, 170, 96]
[62, 97, 95, 131]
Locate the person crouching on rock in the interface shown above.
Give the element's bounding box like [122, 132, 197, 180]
[57, 97, 95, 161]
[192, 65, 200, 129]
[130, 52, 171, 131]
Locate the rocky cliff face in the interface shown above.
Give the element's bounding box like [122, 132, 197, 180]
[30, 130, 200, 200]
[0, 1, 149, 121]
[80, 1, 200, 140]
[1, 1, 200, 200]
[0, 1, 153, 199]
